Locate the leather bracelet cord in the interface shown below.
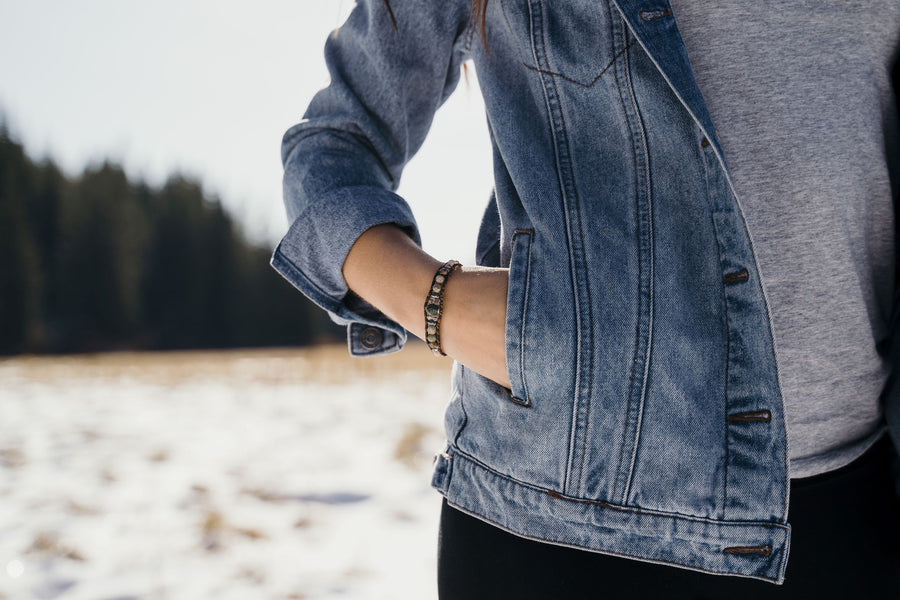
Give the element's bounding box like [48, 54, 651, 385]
[424, 260, 462, 357]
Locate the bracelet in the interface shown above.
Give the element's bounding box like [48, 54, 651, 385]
[424, 260, 462, 357]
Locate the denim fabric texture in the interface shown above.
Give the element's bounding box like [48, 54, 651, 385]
[270, 0, 900, 585]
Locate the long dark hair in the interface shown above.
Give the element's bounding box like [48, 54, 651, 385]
[381, 0, 489, 44]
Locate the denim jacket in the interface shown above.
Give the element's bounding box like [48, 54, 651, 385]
[271, 0, 900, 584]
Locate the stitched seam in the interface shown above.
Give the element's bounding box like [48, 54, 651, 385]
[610, 15, 654, 504]
[619, 22, 654, 506]
[610, 19, 640, 503]
[505, 230, 533, 406]
[562, 5, 622, 496]
[518, 231, 533, 404]
[564, 95, 594, 497]
[499, 0, 518, 43]
[453, 367, 469, 447]
[525, 0, 584, 497]
[538, 2, 592, 496]
[447, 448, 786, 530]
[701, 142, 731, 519]
[520, 39, 637, 88]
[508, 394, 530, 407]
[498, 0, 536, 67]
[463, 18, 475, 52]
[574, 1, 625, 495]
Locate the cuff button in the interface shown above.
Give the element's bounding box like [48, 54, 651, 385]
[360, 327, 383, 350]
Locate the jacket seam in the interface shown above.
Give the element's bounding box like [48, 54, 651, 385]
[526, 0, 587, 496]
[462, 12, 475, 52]
[607, 5, 641, 498]
[610, 13, 635, 505]
[551, 30, 596, 499]
[619, 18, 655, 505]
[447, 446, 786, 531]
[609, 13, 651, 505]
[517, 231, 533, 403]
[452, 365, 470, 448]
[520, 40, 636, 87]
[702, 141, 732, 519]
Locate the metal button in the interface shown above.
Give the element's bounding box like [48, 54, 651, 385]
[359, 326, 383, 350]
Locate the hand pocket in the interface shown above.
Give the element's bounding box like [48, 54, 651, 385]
[504, 228, 534, 407]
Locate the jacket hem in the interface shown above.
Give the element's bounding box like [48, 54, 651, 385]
[431, 445, 791, 585]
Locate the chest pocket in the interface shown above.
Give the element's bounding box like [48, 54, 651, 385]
[491, 0, 624, 88]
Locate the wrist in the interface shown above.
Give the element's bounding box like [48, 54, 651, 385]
[342, 224, 442, 332]
[423, 260, 462, 356]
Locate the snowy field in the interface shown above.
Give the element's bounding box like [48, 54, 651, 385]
[0, 345, 455, 599]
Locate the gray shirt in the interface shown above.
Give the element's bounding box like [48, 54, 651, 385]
[668, 1, 900, 477]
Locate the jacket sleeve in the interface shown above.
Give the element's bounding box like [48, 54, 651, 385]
[269, 0, 472, 356]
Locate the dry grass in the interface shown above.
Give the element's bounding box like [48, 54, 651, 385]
[0, 342, 453, 386]
[200, 508, 268, 552]
[233, 565, 267, 584]
[65, 499, 100, 516]
[241, 487, 288, 504]
[393, 422, 442, 469]
[147, 449, 170, 463]
[0, 447, 26, 469]
[27, 532, 85, 562]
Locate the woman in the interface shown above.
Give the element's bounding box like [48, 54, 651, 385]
[272, 0, 900, 596]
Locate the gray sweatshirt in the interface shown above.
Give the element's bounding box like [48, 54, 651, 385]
[668, 0, 900, 477]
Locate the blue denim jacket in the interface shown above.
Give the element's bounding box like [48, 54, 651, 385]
[271, 0, 900, 584]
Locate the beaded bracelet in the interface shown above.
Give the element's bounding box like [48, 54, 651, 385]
[424, 260, 462, 357]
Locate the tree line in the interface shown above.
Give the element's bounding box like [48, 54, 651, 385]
[0, 124, 341, 355]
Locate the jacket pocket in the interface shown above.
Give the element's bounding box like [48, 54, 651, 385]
[504, 228, 534, 406]
[520, 0, 621, 89]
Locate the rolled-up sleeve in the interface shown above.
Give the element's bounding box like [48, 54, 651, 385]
[270, 0, 472, 356]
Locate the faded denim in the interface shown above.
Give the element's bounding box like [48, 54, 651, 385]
[270, 0, 900, 585]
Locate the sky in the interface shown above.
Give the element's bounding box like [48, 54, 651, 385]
[0, 0, 493, 263]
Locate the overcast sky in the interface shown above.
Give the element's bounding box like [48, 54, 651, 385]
[0, 0, 492, 263]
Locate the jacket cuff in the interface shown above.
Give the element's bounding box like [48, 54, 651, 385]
[269, 185, 421, 357]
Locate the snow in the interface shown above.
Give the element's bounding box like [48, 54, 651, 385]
[0, 346, 454, 599]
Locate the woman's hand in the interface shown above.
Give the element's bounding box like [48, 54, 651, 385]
[342, 224, 510, 389]
[440, 267, 510, 390]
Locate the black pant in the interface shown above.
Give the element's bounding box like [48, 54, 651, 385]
[437, 435, 900, 599]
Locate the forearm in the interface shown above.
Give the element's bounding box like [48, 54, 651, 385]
[342, 224, 442, 338]
[342, 223, 511, 388]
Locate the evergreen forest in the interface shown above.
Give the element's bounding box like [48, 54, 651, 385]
[0, 124, 342, 355]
